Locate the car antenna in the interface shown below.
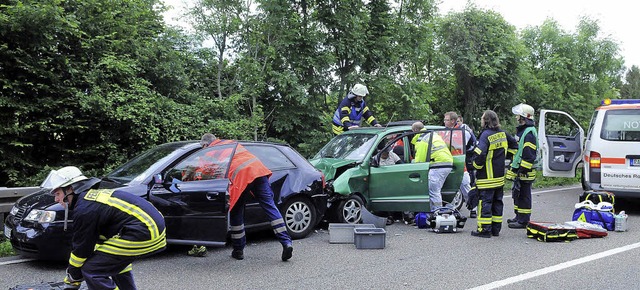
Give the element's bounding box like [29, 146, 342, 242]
[384, 112, 396, 129]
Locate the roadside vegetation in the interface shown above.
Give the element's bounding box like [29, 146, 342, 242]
[0, 237, 15, 258]
[2, 0, 639, 188]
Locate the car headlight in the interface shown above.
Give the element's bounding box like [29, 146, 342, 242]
[24, 209, 57, 223]
[9, 205, 19, 216]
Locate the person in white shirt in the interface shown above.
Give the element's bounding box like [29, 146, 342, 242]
[379, 148, 402, 166]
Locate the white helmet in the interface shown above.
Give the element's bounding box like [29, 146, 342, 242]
[42, 166, 88, 195]
[350, 84, 369, 97]
[512, 103, 535, 120]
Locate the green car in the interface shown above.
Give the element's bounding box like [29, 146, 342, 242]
[309, 125, 467, 223]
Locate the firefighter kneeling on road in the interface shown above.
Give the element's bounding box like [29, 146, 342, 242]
[45, 166, 167, 290]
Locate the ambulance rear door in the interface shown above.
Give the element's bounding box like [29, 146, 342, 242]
[539, 109, 584, 177]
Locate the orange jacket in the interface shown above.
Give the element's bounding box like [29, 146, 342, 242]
[207, 139, 272, 211]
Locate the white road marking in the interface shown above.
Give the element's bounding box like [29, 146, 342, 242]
[0, 258, 35, 266]
[503, 185, 581, 198]
[467, 241, 640, 290]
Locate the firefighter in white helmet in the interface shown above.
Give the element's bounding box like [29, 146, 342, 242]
[331, 83, 382, 135]
[506, 103, 538, 229]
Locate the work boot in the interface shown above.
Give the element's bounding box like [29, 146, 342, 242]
[187, 245, 208, 257]
[231, 249, 244, 260]
[508, 221, 528, 229]
[470, 230, 491, 238]
[281, 244, 293, 262]
[507, 216, 518, 223]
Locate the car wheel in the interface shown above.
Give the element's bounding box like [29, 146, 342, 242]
[337, 195, 364, 224]
[450, 190, 464, 210]
[282, 197, 316, 240]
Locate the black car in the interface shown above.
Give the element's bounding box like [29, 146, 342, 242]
[4, 141, 327, 260]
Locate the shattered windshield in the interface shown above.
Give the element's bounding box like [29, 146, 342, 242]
[313, 133, 376, 162]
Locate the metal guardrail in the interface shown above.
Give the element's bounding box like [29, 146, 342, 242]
[0, 187, 39, 221]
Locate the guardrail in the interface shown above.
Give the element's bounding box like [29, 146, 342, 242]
[0, 187, 39, 221]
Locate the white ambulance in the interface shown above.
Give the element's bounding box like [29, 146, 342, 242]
[539, 99, 640, 197]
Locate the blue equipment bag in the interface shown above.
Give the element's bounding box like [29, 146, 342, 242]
[572, 201, 615, 231]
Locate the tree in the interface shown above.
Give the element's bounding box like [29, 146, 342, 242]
[438, 6, 522, 128]
[620, 65, 640, 98]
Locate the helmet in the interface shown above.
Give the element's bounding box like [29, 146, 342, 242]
[41, 166, 88, 195]
[350, 84, 369, 97]
[512, 103, 535, 120]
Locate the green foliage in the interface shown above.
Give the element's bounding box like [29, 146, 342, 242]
[0, 0, 628, 187]
[0, 239, 15, 258]
[620, 65, 640, 98]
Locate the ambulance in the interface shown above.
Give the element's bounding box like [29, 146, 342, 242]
[538, 99, 640, 197]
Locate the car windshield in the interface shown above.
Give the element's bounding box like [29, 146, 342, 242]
[105, 142, 191, 185]
[313, 133, 376, 161]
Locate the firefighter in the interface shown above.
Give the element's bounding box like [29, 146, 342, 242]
[331, 83, 382, 135]
[470, 111, 518, 238]
[412, 121, 454, 210]
[46, 166, 166, 289]
[200, 133, 293, 261]
[506, 103, 538, 229]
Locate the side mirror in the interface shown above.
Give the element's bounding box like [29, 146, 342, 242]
[153, 174, 163, 184]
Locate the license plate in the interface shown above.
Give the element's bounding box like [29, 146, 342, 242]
[631, 158, 640, 167]
[3, 224, 10, 239]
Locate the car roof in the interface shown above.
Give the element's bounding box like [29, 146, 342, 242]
[340, 124, 446, 135]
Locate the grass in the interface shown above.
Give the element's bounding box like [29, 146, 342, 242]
[0, 238, 15, 258]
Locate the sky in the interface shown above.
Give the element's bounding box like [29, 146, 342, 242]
[439, 0, 637, 69]
[164, 0, 637, 69]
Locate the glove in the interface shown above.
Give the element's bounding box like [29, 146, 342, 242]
[64, 267, 84, 289]
[517, 167, 530, 177]
[505, 168, 516, 181]
[374, 123, 382, 127]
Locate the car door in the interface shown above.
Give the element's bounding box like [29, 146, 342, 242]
[368, 132, 430, 212]
[539, 109, 584, 177]
[148, 143, 235, 246]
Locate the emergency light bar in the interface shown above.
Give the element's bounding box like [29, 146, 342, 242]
[601, 99, 640, 105]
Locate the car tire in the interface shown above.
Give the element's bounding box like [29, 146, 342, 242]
[336, 195, 364, 224]
[282, 197, 316, 240]
[450, 190, 464, 210]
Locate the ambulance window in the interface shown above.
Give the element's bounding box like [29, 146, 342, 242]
[600, 109, 640, 141]
[586, 111, 597, 141]
[544, 113, 580, 137]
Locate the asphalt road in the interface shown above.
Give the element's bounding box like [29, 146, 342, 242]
[2, 185, 639, 290]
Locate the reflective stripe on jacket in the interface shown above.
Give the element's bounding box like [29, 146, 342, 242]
[414, 132, 453, 167]
[69, 187, 167, 268]
[472, 128, 518, 189]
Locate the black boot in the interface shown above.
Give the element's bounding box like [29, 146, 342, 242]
[471, 230, 491, 238]
[508, 221, 528, 229]
[281, 244, 293, 261]
[231, 249, 244, 260]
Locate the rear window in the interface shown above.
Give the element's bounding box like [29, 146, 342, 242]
[600, 109, 640, 141]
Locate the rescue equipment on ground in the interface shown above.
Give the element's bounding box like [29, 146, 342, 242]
[415, 207, 467, 233]
[564, 221, 608, 238]
[526, 222, 578, 242]
[572, 200, 615, 231]
[615, 211, 628, 232]
[579, 190, 615, 212]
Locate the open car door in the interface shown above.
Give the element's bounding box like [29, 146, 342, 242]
[148, 143, 236, 246]
[539, 109, 584, 177]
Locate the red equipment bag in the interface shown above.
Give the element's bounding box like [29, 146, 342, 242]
[526, 221, 578, 242]
[564, 221, 608, 238]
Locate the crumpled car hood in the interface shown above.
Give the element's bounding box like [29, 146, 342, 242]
[308, 158, 357, 181]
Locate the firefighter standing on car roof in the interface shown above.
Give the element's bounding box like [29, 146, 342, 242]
[200, 133, 294, 261]
[470, 110, 518, 238]
[45, 166, 166, 290]
[332, 83, 382, 135]
[411, 121, 454, 210]
[506, 103, 538, 229]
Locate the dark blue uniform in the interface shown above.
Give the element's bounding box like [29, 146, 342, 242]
[472, 129, 517, 235]
[67, 178, 166, 290]
[331, 94, 379, 134]
[507, 119, 538, 225]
